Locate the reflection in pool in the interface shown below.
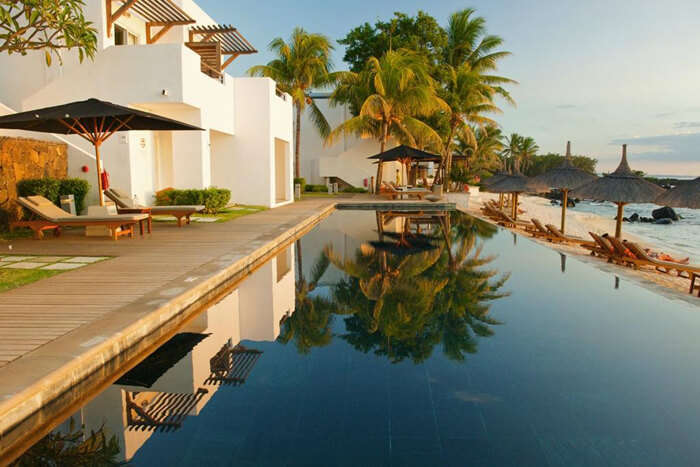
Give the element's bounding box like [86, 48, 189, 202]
[13, 209, 700, 466]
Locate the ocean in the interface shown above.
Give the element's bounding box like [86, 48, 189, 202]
[573, 201, 699, 260]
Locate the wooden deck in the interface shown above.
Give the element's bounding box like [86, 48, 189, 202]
[0, 199, 334, 368]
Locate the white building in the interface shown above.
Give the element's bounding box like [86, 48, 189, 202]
[0, 0, 293, 208]
[299, 93, 401, 189]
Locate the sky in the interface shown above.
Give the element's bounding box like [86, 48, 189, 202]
[198, 0, 700, 176]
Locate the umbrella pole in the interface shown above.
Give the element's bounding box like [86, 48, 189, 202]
[561, 189, 568, 233]
[94, 140, 105, 207]
[615, 202, 625, 238]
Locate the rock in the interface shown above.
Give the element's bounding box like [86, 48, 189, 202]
[652, 206, 679, 221]
[629, 213, 640, 222]
[640, 216, 654, 223]
[654, 218, 672, 225]
[567, 198, 576, 208]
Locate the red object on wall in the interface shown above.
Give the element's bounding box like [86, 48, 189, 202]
[363, 178, 368, 187]
[81, 165, 89, 173]
[100, 171, 110, 190]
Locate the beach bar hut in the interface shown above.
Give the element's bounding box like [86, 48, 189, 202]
[0, 98, 201, 206]
[368, 145, 441, 190]
[572, 144, 665, 238]
[656, 177, 700, 209]
[485, 170, 548, 220]
[534, 141, 597, 233]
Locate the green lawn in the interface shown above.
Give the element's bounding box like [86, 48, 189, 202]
[153, 205, 267, 224]
[0, 269, 62, 293]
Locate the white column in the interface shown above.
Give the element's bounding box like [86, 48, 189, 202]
[172, 130, 211, 188]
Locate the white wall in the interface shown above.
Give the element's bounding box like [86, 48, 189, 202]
[226, 77, 293, 207]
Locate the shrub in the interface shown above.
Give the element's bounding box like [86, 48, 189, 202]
[304, 184, 328, 192]
[17, 178, 61, 204]
[155, 187, 231, 214]
[16, 178, 91, 214]
[58, 178, 90, 214]
[341, 186, 368, 193]
[293, 177, 306, 193]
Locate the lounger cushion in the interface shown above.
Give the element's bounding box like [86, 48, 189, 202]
[52, 214, 149, 223]
[19, 196, 148, 223]
[107, 188, 136, 208]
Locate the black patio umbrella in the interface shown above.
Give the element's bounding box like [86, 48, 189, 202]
[0, 98, 202, 206]
[572, 144, 665, 238]
[534, 141, 598, 233]
[368, 145, 441, 189]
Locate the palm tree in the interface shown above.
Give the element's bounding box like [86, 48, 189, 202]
[436, 64, 502, 184]
[434, 8, 515, 185]
[278, 252, 334, 354]
[518, 136, 539, 173]
[454, 125, 504, 175]
[502, 132, 522, 172]
[248, 28, 335, 178]
[328, 50, 447, 192]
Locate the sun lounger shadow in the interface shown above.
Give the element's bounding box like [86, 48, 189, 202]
[204, 342, 263, 386]
[125, 388, 208, 432]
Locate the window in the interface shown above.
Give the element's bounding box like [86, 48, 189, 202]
[114, 25, 127, 45]
[114, 25, 138, 46]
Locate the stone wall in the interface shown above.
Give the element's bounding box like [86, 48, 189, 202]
[0, 137, 68, 224]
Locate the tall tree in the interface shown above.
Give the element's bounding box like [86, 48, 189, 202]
[502, 133, 522, 172]
[517, 136, 539, 172]
[454, 125, 504, 175]
[0, 0, 97, 64]
[248, 28, 335, 178]
[338, 11, 448, 73]
[436, 8, 515, 184]
[328, 50, 446, 192]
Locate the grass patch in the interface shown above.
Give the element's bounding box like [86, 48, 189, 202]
[0, 229, 33, 241]
[153, 205, 267, 224]
[0, 268, 62, 293]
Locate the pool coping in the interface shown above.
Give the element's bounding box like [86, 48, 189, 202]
[0, 202, 337, 453]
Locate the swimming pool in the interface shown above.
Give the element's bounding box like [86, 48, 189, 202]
[12, 209, 699, 466]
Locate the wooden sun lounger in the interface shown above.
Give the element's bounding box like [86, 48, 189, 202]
[378, 183, 430, 200]
[104, 188, 205, 227]
[606, 236, 649, 269]
[12, 196, 149, 240]
[624, 241, 700, 279]
[588, 232, 618, 261]
[529, 219, 561, 241]
[545, 224, 595, 247]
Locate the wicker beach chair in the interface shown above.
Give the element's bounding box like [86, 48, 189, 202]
[624, 241, 700, 278]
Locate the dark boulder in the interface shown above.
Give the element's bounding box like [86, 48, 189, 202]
[629, 213, 640, 222]
[654, 218, 672, 225]
[652, 206, 679, 221]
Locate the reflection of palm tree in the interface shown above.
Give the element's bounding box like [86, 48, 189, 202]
[278, 253, 334, 354]
[14, 418, 121, 466]
[427, 212, 509, 361]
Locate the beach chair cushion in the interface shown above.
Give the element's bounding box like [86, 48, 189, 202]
[20, 196, 148, 223]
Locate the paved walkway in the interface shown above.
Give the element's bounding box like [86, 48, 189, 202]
[0, 199, 336, 368]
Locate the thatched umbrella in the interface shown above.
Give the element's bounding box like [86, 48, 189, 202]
[483, 170, 510, 208]
[534, 141, 598, 233]
[655, 177, 700, 209]
[572, 144, 665, 238]
[486, 170, 548, 220]
[368, 145, 441, 190]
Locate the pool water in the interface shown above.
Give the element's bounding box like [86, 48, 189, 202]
[13, 209, 699, 466]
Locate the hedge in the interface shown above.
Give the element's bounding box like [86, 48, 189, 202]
[304, 184, 329, 192]
[293, 177, 306, 193]
[155, 187, 231, 214]
[17, 178, 91, 214]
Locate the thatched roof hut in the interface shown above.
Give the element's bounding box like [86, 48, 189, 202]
[572, 144, 665, 237]
[655, 177, 700, 209]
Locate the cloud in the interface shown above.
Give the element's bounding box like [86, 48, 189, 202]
[673, 121, 700, 129]
[556, 104, 576, 109]
[609, 133, 700, 162]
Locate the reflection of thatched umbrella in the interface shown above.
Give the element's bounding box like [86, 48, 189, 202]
[486, 171, 548, 220]
[572, 144, 665, 238]
[655, 177, 700, 209]
[534, 141, 598, 233]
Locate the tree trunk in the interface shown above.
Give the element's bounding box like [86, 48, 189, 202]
[375, 122, 388, 193]
[443, 124, 456, 192]
[294, 105, 302, 179]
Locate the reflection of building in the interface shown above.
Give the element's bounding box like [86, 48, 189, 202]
[58, 245, 295, 462]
